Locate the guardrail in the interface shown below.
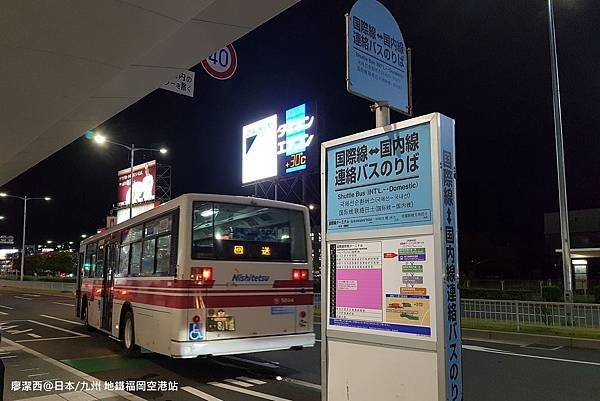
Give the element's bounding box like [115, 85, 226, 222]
[313, 295, 600, 331]
[461, 298, 600, 330]
[0, 279, 74, 292]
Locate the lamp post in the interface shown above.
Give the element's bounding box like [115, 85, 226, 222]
[91, 133, 167, 220]
[547, 0, 573, 303]
[0, 193, 51, 281]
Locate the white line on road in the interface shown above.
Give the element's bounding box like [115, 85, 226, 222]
[7, 328, 32, 335]
[40, 314, 83, 326]
[208, 382, 292, 401]
[27, 320, 88, 336]
[23, 294, 41, 297]
[53, 302, 75, 307]
[223, 378, 254, 387]
[281, 377, 321, 391]
[181, 386, 224, 401]
[14, 296, 32, 300]
[0, 355, 16, 359]
[0, 325, 19, 331]
[225, 356, 280, 369]
[237, 376, 267, 385]
[16, 335, 88, 343]
[28, 372, 49, 377]
[463, 344, 600, 366]
[0, 305, 14, 310]
[19, 368, 40, 372]
[27, 333, 42, 338]
[0, 311, 8, 315]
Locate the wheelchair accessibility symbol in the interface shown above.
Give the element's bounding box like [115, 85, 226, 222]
[189, 323, 204, 341]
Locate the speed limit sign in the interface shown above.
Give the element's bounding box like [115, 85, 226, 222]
[202, 44, 238, 80]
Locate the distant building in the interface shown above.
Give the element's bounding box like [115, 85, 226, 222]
[544, 209, 600, 293]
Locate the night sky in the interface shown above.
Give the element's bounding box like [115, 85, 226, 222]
[1, 0, 599, 277]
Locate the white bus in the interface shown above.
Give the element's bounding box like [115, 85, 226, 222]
[76, 194, 315, 358]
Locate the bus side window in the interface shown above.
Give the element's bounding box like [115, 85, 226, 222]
[116, 244, 129, 277]
[84, 242, 97, 278]
[130, 242, 142, 276]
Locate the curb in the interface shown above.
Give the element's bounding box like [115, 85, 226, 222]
[463, 328, 600, 350]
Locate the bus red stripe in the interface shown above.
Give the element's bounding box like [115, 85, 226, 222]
[113, 292, 313, 309]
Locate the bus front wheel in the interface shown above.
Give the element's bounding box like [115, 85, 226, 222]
[122, 310, 140, 356]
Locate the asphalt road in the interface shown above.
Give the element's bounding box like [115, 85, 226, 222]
[1, 288, 599, 401]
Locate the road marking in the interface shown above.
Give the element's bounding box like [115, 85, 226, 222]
[19, 368, 40, 372]
[40, 314, 83, 326]
[223, 378, 253, 387]
[0, 325, 19, 331]
[27, 320, 88, 336]
[463, 344, 600, 366]
[8, 328, 32, 335]
[0, 311, 8, 315]
[182, 386, 224, 401]
[53, 302, 75, 307]
[0, 355, 16, 359]
[23, 294, 41, 297]
[225, 356, 280, 369]
[281, 377, 321, 391]
[237, 376, 267, 385]
[27, 333, 42, 338]
[0, 305, 14, 310]
[14, 296, 33, 300]
[28, 372, 49, 377]
[315, 339, 321, 342]
[1, 337, 146, 401]
[208, 382, 291, 401]
[521, 343, 563, 351]
[17, 335, 89, 343]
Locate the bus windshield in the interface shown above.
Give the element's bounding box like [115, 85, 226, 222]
[192, 202, 307, 262]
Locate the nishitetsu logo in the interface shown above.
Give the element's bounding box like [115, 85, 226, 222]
[231, 273, 270, 282]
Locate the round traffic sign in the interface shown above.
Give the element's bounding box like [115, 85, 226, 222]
[201, 44, 237, 80]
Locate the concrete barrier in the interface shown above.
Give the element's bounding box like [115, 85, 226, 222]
[0, 279, 74, 292]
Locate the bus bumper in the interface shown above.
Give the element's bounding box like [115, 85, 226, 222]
[170, 333, 316, 358]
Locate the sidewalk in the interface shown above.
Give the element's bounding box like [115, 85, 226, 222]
[2, 338, 144, 401]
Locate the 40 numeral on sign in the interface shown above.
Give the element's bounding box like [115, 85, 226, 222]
[202, 44, 238, 80]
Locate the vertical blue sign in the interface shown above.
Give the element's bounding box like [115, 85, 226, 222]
[285, 104, 307, 173]
[347, 0, 409, 114]
[440, 116, 462, 400]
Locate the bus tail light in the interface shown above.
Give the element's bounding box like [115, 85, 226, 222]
[293, 269, 309, 281]
[192, 267, 213, 282]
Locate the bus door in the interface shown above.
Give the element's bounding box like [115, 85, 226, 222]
[75, 252, 83, 318]
[101, 241, 117, 331]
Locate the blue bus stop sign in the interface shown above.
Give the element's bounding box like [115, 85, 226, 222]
[347, 0, 410, 115]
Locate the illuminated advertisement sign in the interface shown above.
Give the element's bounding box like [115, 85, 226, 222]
[117, 160, 156, 207]
[242, 102, 317, 184]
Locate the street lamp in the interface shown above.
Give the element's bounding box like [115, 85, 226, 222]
[547, 0, 573, 303]
[89, 132, 167, 219]
[0, 192, 51, 281]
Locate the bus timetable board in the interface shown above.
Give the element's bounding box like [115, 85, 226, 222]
[321, 113, 462, 401]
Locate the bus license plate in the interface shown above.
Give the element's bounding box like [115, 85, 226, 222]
[207, 316, 236, 332]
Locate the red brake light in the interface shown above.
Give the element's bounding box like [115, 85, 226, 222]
[201, 267, 213, 282]
[192, 266, 213, 282]
[292, 269, 309, 281]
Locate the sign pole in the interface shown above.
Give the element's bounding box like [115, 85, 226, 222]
[370, 101, 390, 128]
